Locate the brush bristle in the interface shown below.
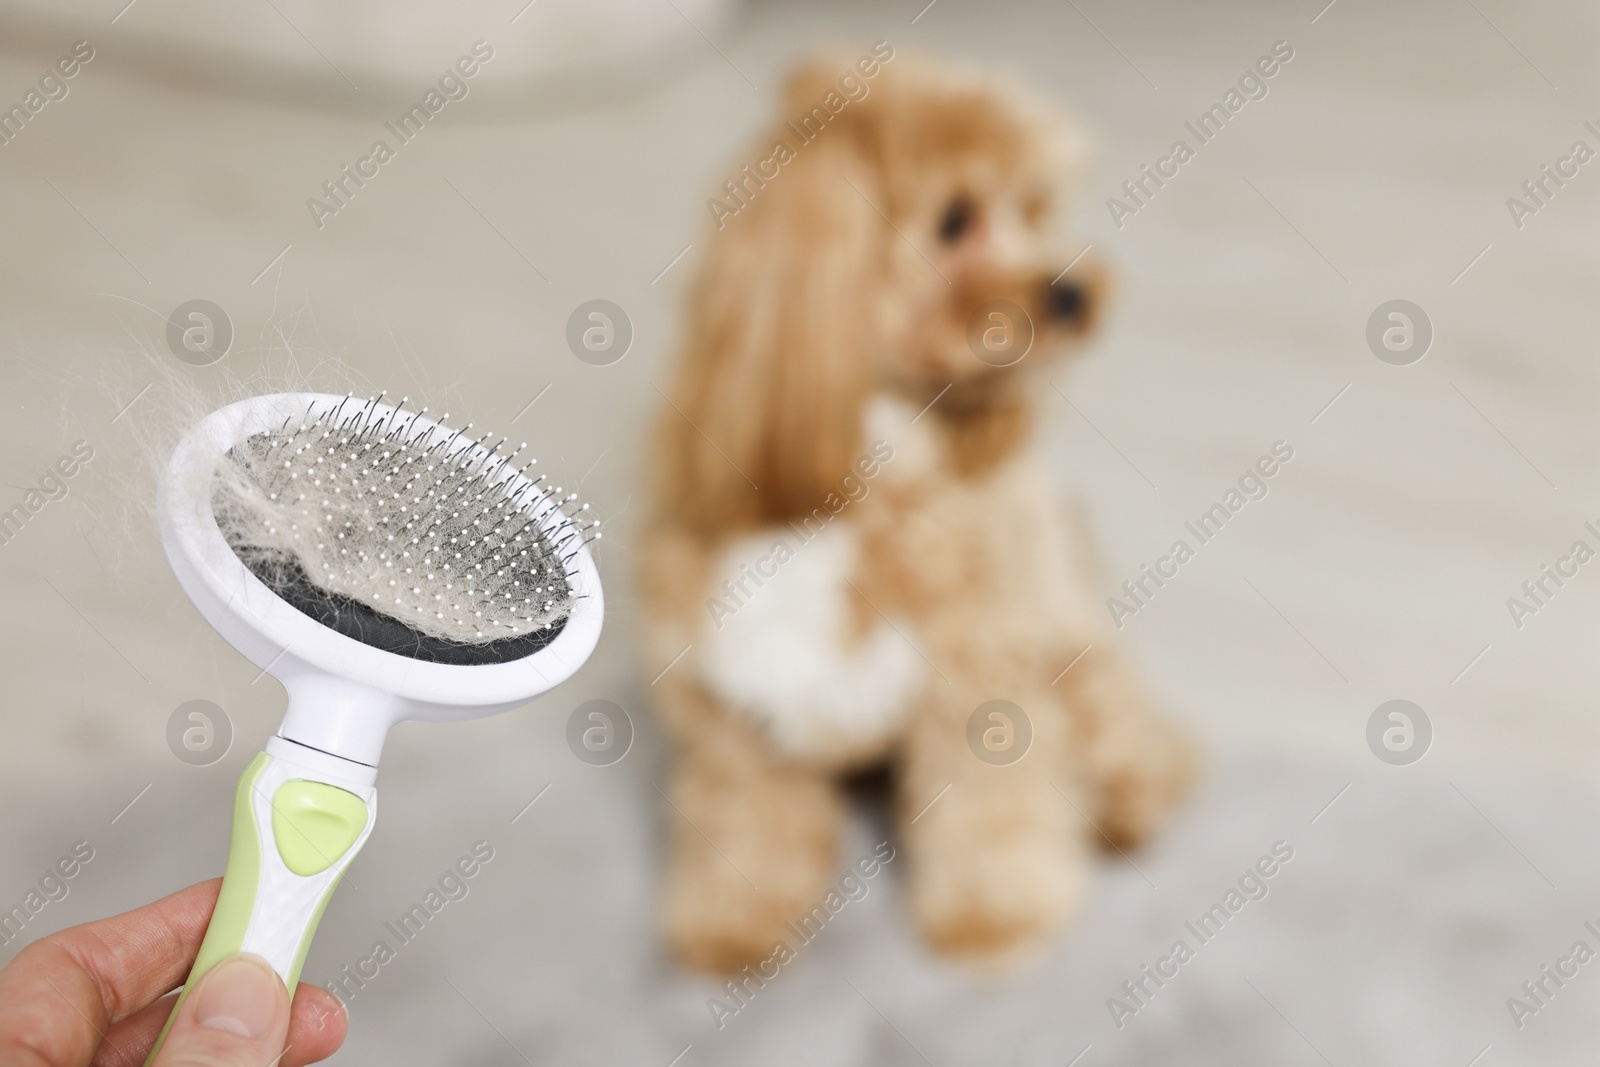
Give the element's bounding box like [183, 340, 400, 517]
[212, 395, 599, 646]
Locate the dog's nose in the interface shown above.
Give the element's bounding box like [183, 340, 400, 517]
[1046, 281, 1089, 323]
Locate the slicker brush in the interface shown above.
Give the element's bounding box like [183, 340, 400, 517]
[146, 392, 603, 1062]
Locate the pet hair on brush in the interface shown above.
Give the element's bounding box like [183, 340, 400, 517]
[210, 392, 601, 664]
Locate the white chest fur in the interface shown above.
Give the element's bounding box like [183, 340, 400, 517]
[695, 520, 925, 763]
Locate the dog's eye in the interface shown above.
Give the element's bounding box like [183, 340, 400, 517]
[937, 197, 973, 243]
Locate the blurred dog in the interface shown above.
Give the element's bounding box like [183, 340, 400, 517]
[639, 52, 1194, 970]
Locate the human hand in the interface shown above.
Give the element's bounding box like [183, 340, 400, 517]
[0, 879, 347, 1067]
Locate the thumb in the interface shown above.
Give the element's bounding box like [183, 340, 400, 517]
[152, 954, 291, 1067]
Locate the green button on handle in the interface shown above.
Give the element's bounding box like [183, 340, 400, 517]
[271, 779, 369, 876]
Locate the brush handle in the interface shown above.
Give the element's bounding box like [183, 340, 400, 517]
[144, 740, 376, 1065]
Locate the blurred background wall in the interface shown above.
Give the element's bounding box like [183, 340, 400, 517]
[1, 0, 737, 111]
[1, 0, 1598, 1064]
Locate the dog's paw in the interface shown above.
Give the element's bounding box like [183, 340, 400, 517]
[1094, 717, 1198, 851]
[909, 832, 1086, 962]
[664, 855, 823, 973]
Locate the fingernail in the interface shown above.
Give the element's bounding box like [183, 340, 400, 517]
[194, 954, 282, 1039]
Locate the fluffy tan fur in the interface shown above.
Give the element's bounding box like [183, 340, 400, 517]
[640, 54, 1195, 970]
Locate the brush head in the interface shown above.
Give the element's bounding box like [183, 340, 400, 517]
[213, 395, 593, 665]
[159, 392, 605, 763]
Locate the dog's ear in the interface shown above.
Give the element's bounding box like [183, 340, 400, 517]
[660, 73, 886, 531]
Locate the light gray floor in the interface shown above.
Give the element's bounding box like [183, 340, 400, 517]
[2, 0, 1598, 1063]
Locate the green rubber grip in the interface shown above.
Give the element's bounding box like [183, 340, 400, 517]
[143, 750, 374, 1064]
